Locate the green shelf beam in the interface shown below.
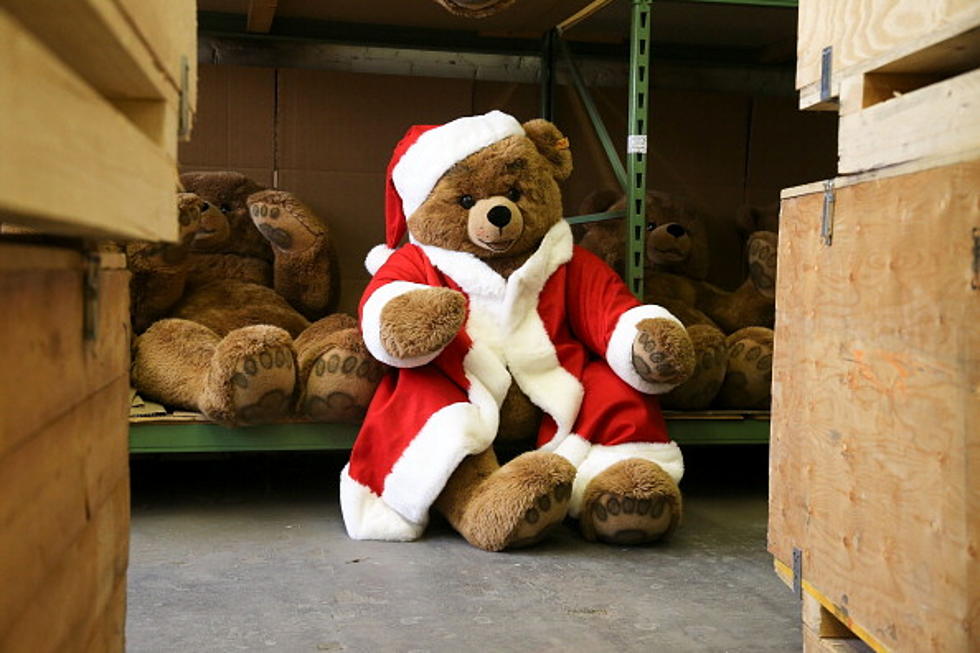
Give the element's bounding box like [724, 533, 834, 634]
[130, 417, 768, 454]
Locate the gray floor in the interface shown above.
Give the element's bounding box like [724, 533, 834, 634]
[127, 447, 800, 652]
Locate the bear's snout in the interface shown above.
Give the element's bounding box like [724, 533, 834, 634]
[467, 196, 524, 255]
[648, 222, 692, 265]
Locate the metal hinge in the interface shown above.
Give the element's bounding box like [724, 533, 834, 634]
[792, 547, 803, 600]
[821, 180, 835, 246]
[83, 251, 100, 341]
[820, 46, 833, 103]
[178, 55, 191, 139]
[972, 227, 979, 290]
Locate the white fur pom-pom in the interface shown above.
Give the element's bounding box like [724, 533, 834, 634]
[365, 244, 396, 275]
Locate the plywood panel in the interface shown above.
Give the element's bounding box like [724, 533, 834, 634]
[0, 376, 131, 637]
[0, 12, 178, 240]
[0, 245, 130, 458]
[0, 477, 130, 653]
[769, 160, 980, 652]
[796, 0, 980, 94]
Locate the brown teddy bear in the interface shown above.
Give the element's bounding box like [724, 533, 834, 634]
[577, 190, 777, 409]
[341, 111, 697, 552]
[128, 171, 384, 426]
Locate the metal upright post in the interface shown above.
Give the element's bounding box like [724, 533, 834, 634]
[540, 29, 556, 121]
[626, 0, 652, 300]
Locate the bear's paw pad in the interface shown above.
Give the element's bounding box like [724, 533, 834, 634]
[230, 345, 295, 424]
[590, 492, 675, 545]
[248, 190, 320, 252]
[506, 482, 572, 549]
[302, 346, 385, 423]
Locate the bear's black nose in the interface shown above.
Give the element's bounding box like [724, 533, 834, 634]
[666, 223, 686, 238]
[487, 205, 512, 228]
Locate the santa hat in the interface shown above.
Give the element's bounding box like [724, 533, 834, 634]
[365, 110, 525, 274]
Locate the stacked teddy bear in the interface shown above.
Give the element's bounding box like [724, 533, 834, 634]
[127, 171, 384, 426]
[577, 190, 777, 409]
[341, 111, 697, 552]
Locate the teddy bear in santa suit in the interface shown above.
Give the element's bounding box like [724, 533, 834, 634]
[341, 111, 696, 551]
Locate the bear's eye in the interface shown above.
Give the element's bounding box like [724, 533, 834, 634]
[459, 195, 476, 209]
[200, 202, 210, 212]
[646, 222, 656, 232]
[506, 187, 521, 202]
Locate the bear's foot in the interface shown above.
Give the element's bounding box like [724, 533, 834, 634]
[450, 451, 576, 552]
[302, 340, 385, 422]
[716, 327, 773, 409]
[580, 458, 682, 545]
[248, 190, 322, 253]
[202, 326, 297, 426]
[662, 324, 728, 410]
[747, 231, 778, 300]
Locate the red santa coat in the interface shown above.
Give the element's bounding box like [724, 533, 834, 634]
[341, 220, 685, 541]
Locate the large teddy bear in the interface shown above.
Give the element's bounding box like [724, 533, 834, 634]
[129, 171, 384, 426]
[577, 190, 777, 409]
[341, 111, 697, 552]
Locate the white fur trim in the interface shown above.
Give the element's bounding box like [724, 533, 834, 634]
[340, 465, 426, 541]
[567, 441, 684, 517]
[393, 111, 525, 219]
[419, 221, 583, 445]
[365, 244, 395, 275]
[361, 280, 448, 368]
[606, 305, 685, 394]
[548, 433, 591, 467]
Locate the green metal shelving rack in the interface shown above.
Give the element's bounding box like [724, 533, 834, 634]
[130, 0, 787, 454]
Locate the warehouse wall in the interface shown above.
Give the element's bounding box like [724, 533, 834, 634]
[180, 63, 837, 315]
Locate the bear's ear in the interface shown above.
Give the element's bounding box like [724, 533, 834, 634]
[522, 119, 573, 181]
[578, 188, 621, 215]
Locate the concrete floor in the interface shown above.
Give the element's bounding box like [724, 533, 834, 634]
[127, 446, 800, 652]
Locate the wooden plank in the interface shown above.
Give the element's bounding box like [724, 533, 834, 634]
[838, 67, 980, 174]
[0, 11, 178, 241]
[0, 376, 131, 637]
[246, 0, 279, 33]
[0, 477, 130, 653]
[769, 160, 980, 652]
[0, 247, 130, 458]
[796, 0, 980, 107]
[82, 577, 127, 653]
[556, 0, 614, 35]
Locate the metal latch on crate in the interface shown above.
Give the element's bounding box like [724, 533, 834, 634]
[83, 251, 100, 341]
[972, 227, 979, 290]
[821, 180, 835, 246]
[178, 55, 191, 139]
[820, 46, 833, 103]
[792, 547, 803, 599]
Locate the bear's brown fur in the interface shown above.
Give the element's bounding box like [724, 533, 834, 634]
[128, 171, 384, 426]
[371, 120, 692, 550]
[578, 190, 777, 409]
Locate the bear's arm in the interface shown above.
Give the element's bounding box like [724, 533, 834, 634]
[126, 241, 190, 333]
[565, 246, 687, 393]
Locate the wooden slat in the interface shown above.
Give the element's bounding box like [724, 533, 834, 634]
[0, 11, 177, 240]
[796, 0, 980, 107]
[769, 160, 980, 652]
[82, 577, 127, 653]
[0, 246, 130, 458]
[0, 376, 131, 636]
[0, 477, 130, 653]
[837, 67, 980, 174]
[246, 0, 279, 33]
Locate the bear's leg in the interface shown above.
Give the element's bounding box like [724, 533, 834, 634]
[434, 447, 575, 552]
[294, 315, 386, 422]
[563, 360, 683, 545]
[580, 459, 682, 544]
[132, 318, 221, 410]
[199, 325, 298, 425]
[716, 326, 773, 409]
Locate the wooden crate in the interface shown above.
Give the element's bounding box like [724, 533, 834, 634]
[768, 158, 980, 652]
[0, 2, 196, 241]
[0, 243, 132, 652]
[796, 0, 980, 110]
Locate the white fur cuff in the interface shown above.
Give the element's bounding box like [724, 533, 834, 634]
[340, 465, 426, 541]
[361, 281, 447, 368]
[606, 305, 684, 394]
